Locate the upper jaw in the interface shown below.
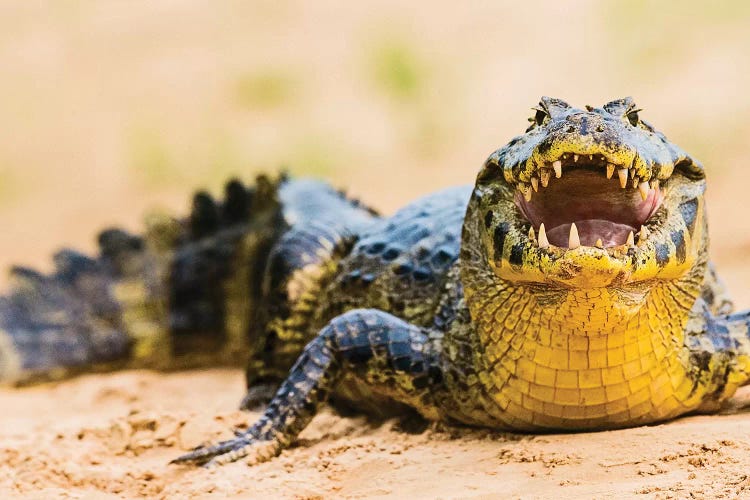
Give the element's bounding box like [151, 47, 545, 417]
[513, 152, 665, 205]
[511, 152, 668, 250]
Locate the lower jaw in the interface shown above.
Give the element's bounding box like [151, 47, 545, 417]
[494, 245, 636, 288]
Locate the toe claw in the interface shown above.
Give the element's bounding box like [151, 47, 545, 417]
[170, 437, 251, 466]
[170, 433, 282, 468]
[170, 447, 213, 465]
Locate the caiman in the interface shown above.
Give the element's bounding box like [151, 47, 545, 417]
[1, 97, 748, 467]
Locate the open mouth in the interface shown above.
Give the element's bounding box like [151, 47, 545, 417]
[515, 154, 662, 249]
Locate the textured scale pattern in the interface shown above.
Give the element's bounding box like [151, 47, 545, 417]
[465, 285, 717, 429]
[1, 97, 749, 469]
[323, 186, 469, 326]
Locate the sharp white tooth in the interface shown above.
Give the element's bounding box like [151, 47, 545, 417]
[606, 163, 615, 179]
[530, 176, 539, 192]
[540, 168, 551, 187]
[574, 154, 579, 162]
[552, 160, 562, 178]
[589, 155, 593, 160]
[650, 179, 659, 190]
[626, 231, 635, 247]
[638, 181, 650, 200]
[618, 168, 629, 188]
[568, 223, 580, 249]
[519, 183, 532, 202]
[595, 238, 603, 248]
[538, 223, 549, 249]
[529, 226, 536, 241]
[630, 168, 636, 179]
[639, 225, 649, 242]
[632, 177, 639, 189]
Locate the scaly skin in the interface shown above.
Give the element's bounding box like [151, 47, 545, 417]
[1, 97, 749, 468]
[448, 96, 748, 429]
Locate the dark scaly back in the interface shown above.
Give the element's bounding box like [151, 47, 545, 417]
[239, 185, 471, 412]
[242, 180, 381, 404]
[0, 175, 287, 384]
[318, 186, 472, 327]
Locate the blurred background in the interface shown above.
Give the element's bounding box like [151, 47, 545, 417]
[0, 1, 748, 301]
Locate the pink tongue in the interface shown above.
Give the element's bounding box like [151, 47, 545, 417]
[545, 219, 636, 248]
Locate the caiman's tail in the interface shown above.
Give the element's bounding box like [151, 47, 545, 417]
[0, 175, 286, 384]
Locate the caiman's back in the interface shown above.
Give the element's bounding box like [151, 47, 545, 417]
[0, 173, 469, 403]
[245, 182, 471, 406]
[0, 176, 374, 385]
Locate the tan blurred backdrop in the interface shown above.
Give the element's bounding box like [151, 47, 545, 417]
[0, 1, 749, 301]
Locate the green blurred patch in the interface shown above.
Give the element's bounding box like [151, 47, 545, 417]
[127, 126, 182, 188]
[368, 39, 426, 101]
[234, 70, 297, 110]
[364, 35, 456, 158]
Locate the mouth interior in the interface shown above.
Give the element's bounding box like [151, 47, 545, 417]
[516, 169, 661, 248]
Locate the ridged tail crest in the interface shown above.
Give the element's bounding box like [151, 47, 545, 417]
[0, 175, 285, 384]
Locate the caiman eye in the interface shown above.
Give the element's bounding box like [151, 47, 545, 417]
[626, 109, 641, 127]
[534, 108, 548, 126]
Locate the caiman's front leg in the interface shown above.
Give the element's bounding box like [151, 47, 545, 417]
[685, 300, 750, 411]
[172, 308, 444, 467]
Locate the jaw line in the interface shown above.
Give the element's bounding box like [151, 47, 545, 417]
[514, 169, 663, 249]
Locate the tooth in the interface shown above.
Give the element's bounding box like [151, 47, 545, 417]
[518, 183, 532, 202]
[568, 223, 580, 249]
[540, 168, 551, 187]
[630, 168, 636, 179]
[618, 168, 629, 188]
[529, 226, 536, 241]
[638, 181, 650, 200]
[595, 238, 603, 248]
[639, 225, 649, 242]
[632, 177, 639, 189]
[650, 179, 659, 190]
[538, 223, 549, 249]
[626, 231, 635, 247]
[574, 154, 579, 162]
[589, 155, 593, 160]
[552, 160, 562, 178]
[606, 163, 615, 179]
[530, 176, 539, 192]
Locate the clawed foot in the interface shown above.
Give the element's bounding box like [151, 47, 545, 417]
[171, 432, 281, 468]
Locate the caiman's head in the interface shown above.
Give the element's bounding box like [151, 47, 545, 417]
[469, 97, 707, 288]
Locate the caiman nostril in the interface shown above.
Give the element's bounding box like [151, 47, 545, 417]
[566, 125, 575, 133]
[596, 124, 605, 132]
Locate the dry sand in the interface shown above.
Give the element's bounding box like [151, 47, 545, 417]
[3, 368, 750, 499]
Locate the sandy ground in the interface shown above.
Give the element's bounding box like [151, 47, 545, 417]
[3, 370, 750, 499]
